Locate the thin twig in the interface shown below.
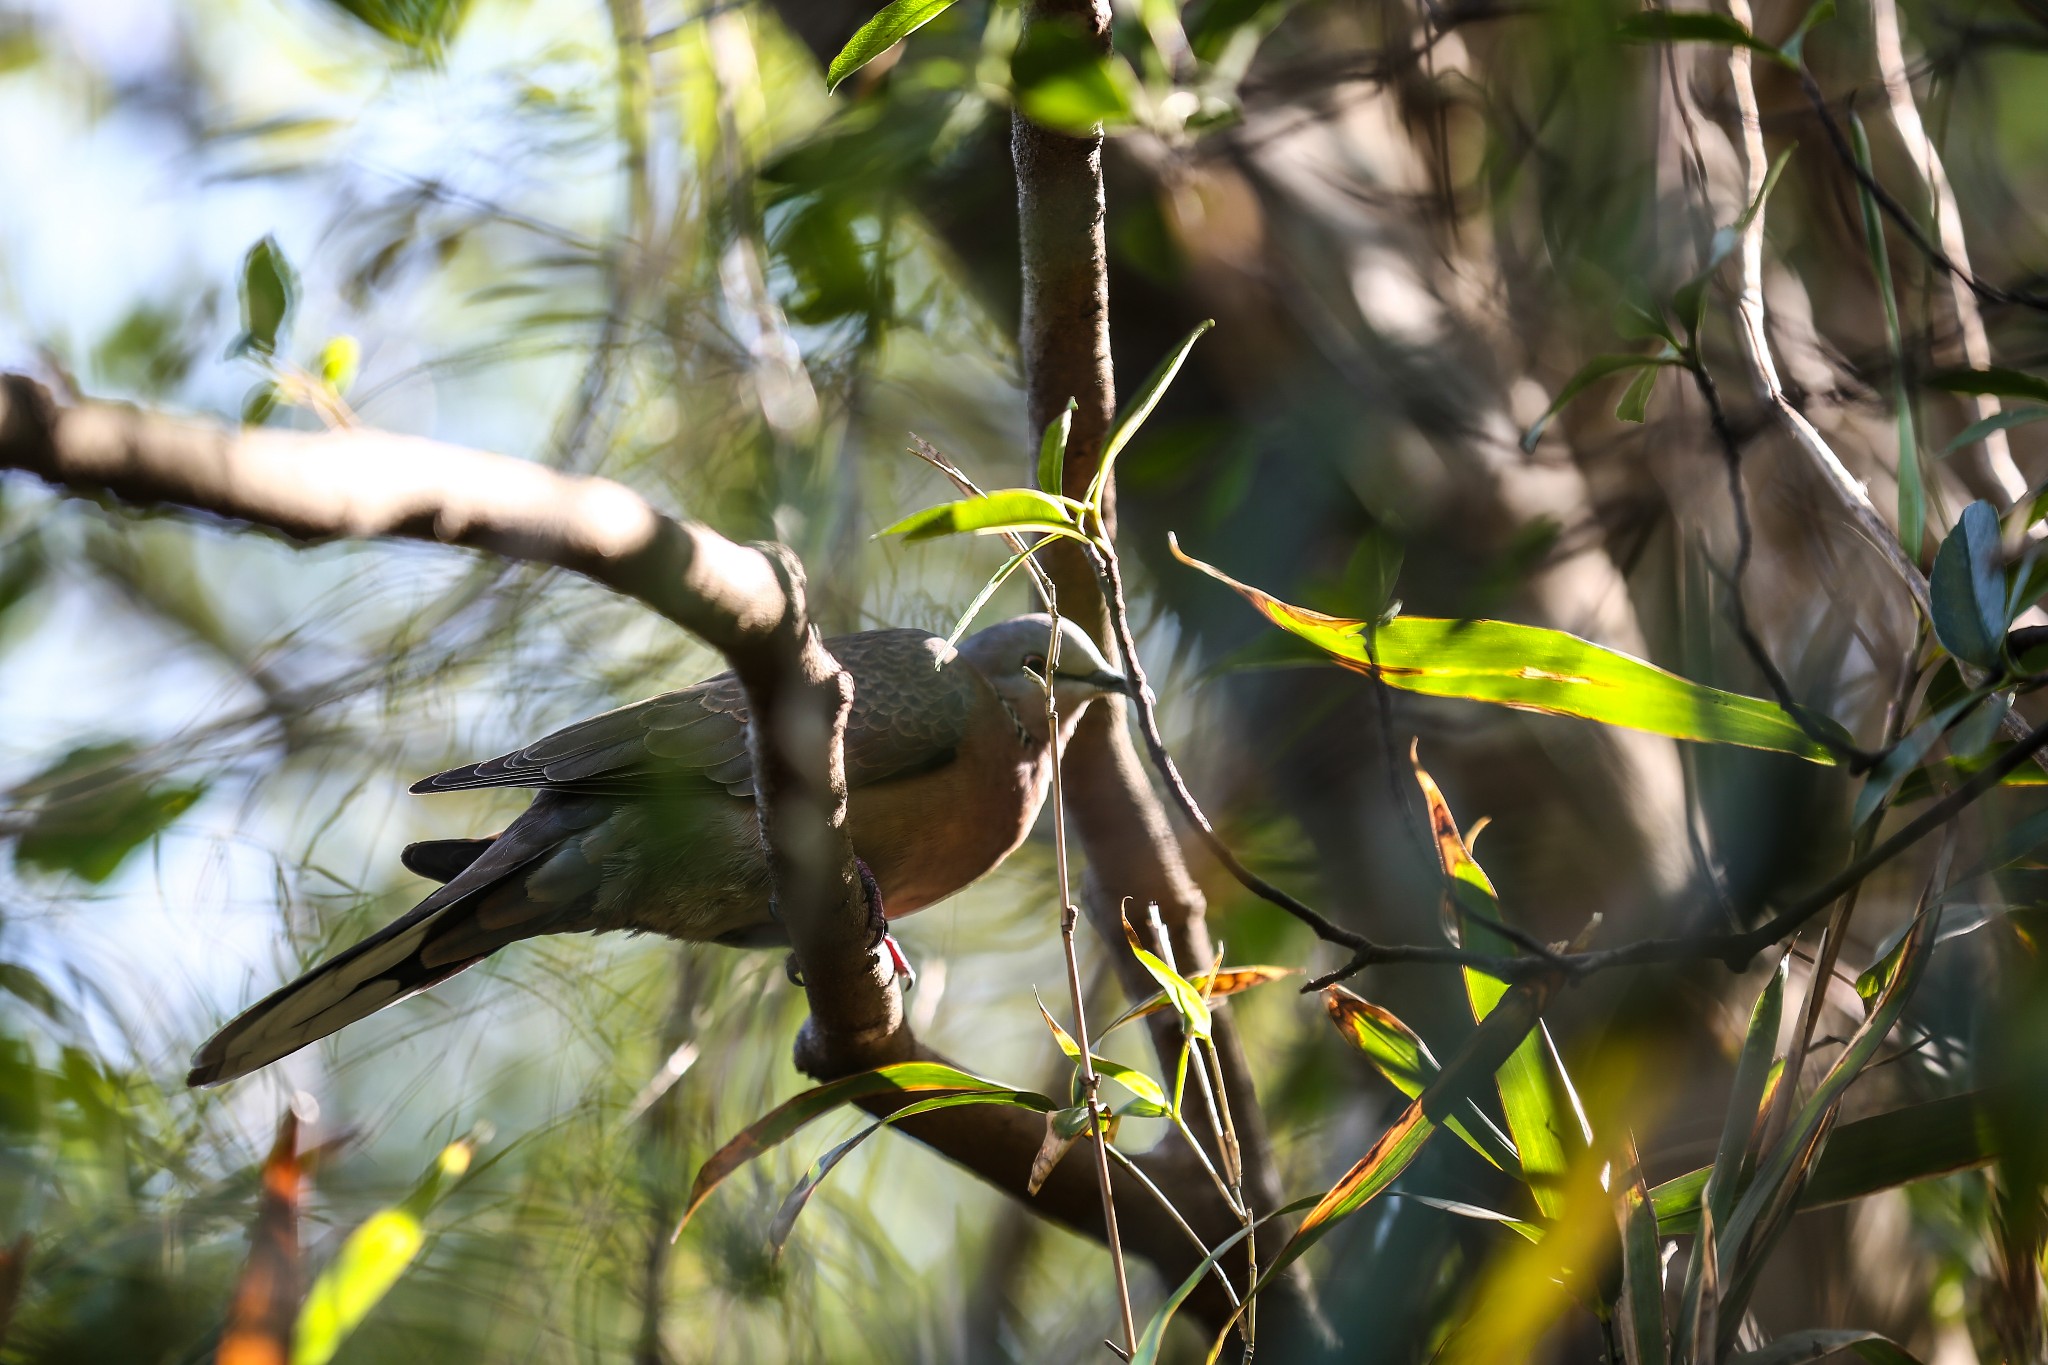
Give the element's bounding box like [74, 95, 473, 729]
[1042, 611, 1139, 1358]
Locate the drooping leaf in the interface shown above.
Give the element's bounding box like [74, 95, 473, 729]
[1173, 538, 1841, 761]
[236, 236, 297, 358]
[1396, 1192, 1544, 1242]
[769, 1090, 1049, 1255]
[1521, 352, 1684, 452]
[1100, 965, 1295, 1036]
[1037, 398, 1075, 496]
[318, 0, 472, 58]
[826, 0, 958, 90]
[1928, 500, 2008, 670]
[1324, 987, 1522, 1172]
[1087, 321, 1215, 510]
[1941, 406, 2048, 456]
[879, 489, 1086, 543]
[293, 1138, 474, 1365]
[943, 540, 1053, 653]
[1925, 367, 2048, 406]
[1729, 1330, 1925, 1364]
[679, 1062, 1056, 1232]
[1615, 10, 1793, 65]
[1615, 362, 1663, 424]
[1776, 0, 1837, 66]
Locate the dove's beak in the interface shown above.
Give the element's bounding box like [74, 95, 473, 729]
[1076, 668, 1129, 696]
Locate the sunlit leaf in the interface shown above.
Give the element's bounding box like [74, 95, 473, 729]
[1100, 965, 1295, 1036]
[293, 1139, 473, 1365]
[1929, 501, 2008, 670]
[826, 0, 958, 91]
[944, 540, 1053, 653]
[318, 0, 472, 58]
[679, 1062, 1056, 1232]
[1323, 986, 1520, 1172]
[1037, 398, 1075, 496]
[1118, 919, 1211, 1041]
[1615, 362, 1662, 424]
[1174, 537, 1842, 761]
[769, 1089, 1048, 1254]
[1396, 1192, 1543, 1242]
[1618, 1166, 1668, 1365]
[1414, 756, 1586, 1217]
[1615, 10, 1793, 66]
[12, 741, 205, 884]
[1088, 321, 1214, 510]
[1012, 16, 1139, 135]
[317, 335, 360, 394]
[879, 489, 1086, 542]
[1035, 996, 1171, 1110]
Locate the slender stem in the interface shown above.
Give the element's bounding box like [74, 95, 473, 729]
[1044, 612, 1138, 1357]
[1102, 1145, 1241, 1309]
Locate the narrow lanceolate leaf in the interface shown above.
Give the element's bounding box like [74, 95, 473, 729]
[1173, 538, 1840, 761]
[1729, 1331, 1925, 1365]
[879, 489, 1086, 543]
[1925, 367, 2048, 406]
[1271, 970, 1561, 1278]
[293, 1138, 474, 1365]
[1942, 406, 2048, 456]
[1848, 110, 1924, 558]
[1710, 958, 1787, 1231]
[1396, 1193, 1543, 1242]
[1676, 1205, 1718, 1365]
[1619, 1165, 1669, 1365]
[1324, 987, 1521, 1172]
[1615, 10, 1793, 65]
[1853, 696, 1978, 831]
[1521, 352, 1684, 451]
[679, 1063, 1056, 1232]
[1100, 965, 1295, 1036]
[1415, 757, 1587, 1218]
[825, 0, 957, 91]
[1087, 320, 1214, 510]
[1929, 500, 2009, 670]
[769, 1090, 1048, 1254]
[1037, 398, 1075, 495]
[944, 539, 1053, 652]
[1129, 1196, 1319, 1365]
[1120, 919, 1211, 1040]
[1035, 997, 1171, 1112]
[221, 1112, 303, 1365]
[1717, 905, 1941, 1300]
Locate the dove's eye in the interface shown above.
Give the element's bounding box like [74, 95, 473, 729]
[1022, 653, 1047, 676]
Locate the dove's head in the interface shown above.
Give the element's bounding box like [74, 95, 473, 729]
[956, 614, 1127, 743]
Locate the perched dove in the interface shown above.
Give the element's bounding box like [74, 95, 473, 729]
[188, 614, 1125, 1086]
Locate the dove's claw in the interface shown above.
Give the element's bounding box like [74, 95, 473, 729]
[856, 856, 887, 950]
[784, 952, 805, 988]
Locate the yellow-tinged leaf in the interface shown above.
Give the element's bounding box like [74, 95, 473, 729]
[1099, 964, 1294, 1035]
[290, 1210, 424, 1365]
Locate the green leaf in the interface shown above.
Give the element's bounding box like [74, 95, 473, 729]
[1929, 500, 2008, 670]
[292, 1138, 474, 1365]
[1087, 320, 1214, 510]
[1620, 1171, 1669, 1365]
[1849, 110, 1924, 557]
[679, 1062, 1055, 1232]
[1673, 146, 1794, 337]
[319, 0, 472, 58]
[1943, 406, 2048, 456]
[1852, 695, 1979, 831]
[1521, 352, 1683, 452]
[1709, 958, 1786, 1232]
[1037, 398, 1075, 495]
[1129, 1196, 1321, 1365]
[768, 1089, 1049, 1255]
[1615, 10, 1793, 66]
[1323, 986, 1522, 1172]
[825, 0, 958, 91]
[1730, 1331, 1924, 1365]
[1100, 965, 1295, 1036]
[879, 489, 1086, 542]
[317, 334, 360, 393]
[236, 235, 297, 358]
[943, 540, 1052, 653]
[1777, 0, 1837, 66]
[1925, 367, 2048, 406]
[1394, 1192, 1544, 1242]
[1035, 997, 1171, 1111]
[1413, 759, 1587, 1218]
[1118, 920, 1211, 1041]
[1012, 16, 1138, 135]
[13, 742, 205, 884]
[1174, 538, 1840, 761]
[1615, 362, 1662, 424]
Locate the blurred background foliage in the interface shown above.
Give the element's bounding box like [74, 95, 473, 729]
[2, 0, 2048, 1359]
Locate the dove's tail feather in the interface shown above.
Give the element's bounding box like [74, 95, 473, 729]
[188, 796, 606, 1088]
[401, 836, 498, 883]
